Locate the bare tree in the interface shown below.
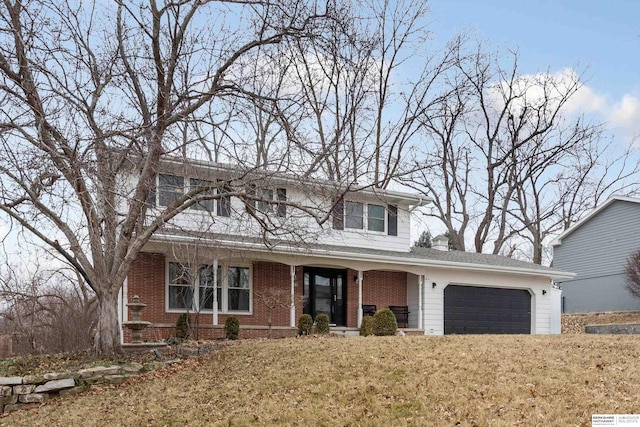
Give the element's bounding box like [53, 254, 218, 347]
[0, 0, 340, 355]
[625, 249, 640, 299]
[0, 262, 96, 354]
[408, 42, 638, 262]
[253, 288, 295, 339]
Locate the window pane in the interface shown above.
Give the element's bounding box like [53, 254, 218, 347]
[368, 204, 385, 232]
[345, 201, 363, 229]
[228, 266, 250, 289]
[169, 285, 193, 309]
[217, 182, 231, 217]
[228, 289, 250, 311]
[159, 174, 184, 207]
[227, 266, 250, 312]
[276, 188, 287, 218]
[257, 188, 273, 213]
[191, 179, 215, 211]
[169, 262, 190, 285]
[199, 286, 214, 310]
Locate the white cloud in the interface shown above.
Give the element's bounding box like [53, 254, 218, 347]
[486, 67, 639, 141]
[607, 94, 640, 138]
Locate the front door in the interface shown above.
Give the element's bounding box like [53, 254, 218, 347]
[303, 268, 346, 326]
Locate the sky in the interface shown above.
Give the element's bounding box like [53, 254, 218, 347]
[428, 0, 640, 140]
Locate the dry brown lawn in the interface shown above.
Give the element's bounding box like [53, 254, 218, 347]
[2, 334, 639, 426]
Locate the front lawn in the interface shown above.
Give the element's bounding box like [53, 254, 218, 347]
[2, 335, 638, 426]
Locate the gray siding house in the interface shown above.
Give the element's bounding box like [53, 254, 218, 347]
[551, 196, 640, 313]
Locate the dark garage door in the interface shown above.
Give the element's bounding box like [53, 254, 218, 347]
[444, 285, 531, 334]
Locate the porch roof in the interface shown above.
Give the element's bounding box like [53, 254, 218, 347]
[149, 230, 575, 280]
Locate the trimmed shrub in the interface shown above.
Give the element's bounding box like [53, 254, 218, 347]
[225, 316, 240, 340]
[373, 308, 397, 336]
[359, 315, 375, 336]
[298, 314, 313, 336]
[315, 314, 330, 335]
[175, 313, 192, 340]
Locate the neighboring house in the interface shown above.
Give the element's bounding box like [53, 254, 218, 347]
[119, 157, 573, 342]
[552, 196, 640, 314]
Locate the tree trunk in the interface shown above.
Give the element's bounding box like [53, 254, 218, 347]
[93, 290, 122, 355]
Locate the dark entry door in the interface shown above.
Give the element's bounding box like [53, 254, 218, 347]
[444, 285, 531, 334]
[303, 268, 346, 326]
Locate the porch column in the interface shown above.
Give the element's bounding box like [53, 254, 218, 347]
[118, 277, 128, 345]
[357, 270, 363, 327]
[212, 258, 219, 326]
[418, 275, 424, 330]
[290, 265, 296, 328]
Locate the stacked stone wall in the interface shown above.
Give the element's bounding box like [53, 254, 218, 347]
[0, 361, 175, 415]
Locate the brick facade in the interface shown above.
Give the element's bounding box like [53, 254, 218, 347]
[125, 252, 408, 341]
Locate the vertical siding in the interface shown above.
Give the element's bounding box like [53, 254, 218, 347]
[553, 200, 640, 313]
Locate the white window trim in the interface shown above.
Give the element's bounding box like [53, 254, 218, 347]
[344, 201, 387, 234]
[165, 260, 253, 315]
[366, 203, 387, 234]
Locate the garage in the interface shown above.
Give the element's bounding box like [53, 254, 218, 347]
[444, 285, 531, 334]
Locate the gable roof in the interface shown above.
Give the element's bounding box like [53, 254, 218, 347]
[550, 196, 640, 247]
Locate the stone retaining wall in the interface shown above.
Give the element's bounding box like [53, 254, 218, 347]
[585, 323, 640, 334]
[0, 360, 176, 415]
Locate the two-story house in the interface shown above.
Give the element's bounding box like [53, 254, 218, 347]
[119, 157, 573, 341]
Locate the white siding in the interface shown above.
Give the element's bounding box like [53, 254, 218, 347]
[421, 269, 552, 335]
[147, 182, 414, 253]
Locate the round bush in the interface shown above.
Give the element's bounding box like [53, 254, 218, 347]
[315, 313, 330, 335]
[359, 315, 375, 336]
[224, 316, 240, 340]
[373, 308, 397, 336]
[298, 314, 313, 336]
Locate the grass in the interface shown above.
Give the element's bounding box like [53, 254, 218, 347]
[2, 334, 639, 426]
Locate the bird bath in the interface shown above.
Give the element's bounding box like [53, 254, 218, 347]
[123, 295, 151, 343]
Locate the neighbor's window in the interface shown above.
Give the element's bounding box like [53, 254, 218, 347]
[344, 201, 364, 229]
[168, 262, 193, 310]
[158, 174, 184, 207]
[367, 204, 385, 232]
[227, 266, 250, 311]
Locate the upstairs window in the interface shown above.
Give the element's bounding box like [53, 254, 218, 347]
[249, 187, 287, 218]
[190, 179, 215, 212]
[158, 174, 184, 207]
[344, 201, 364, 229]
[367, 204, 385, 232]
[334, 201, 398, 235]
[217, 183, 231, 217]
[155, 175, 231, 217]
